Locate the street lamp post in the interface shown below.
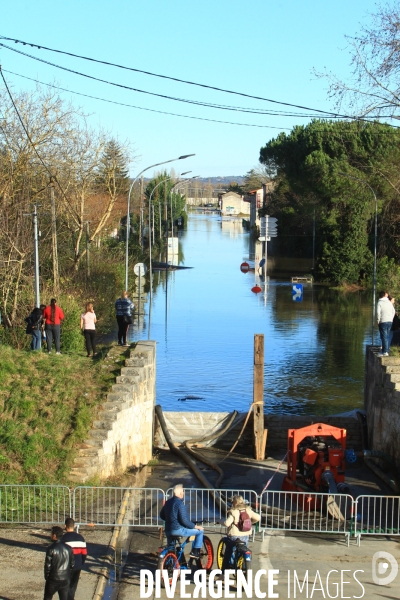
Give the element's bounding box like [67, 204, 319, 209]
[338, 172, 378, 344]
[167, 176, 199, 262]
[125, 154, 194, 291]
[148, 172, 192, 302]
[148, 177, 171, 304]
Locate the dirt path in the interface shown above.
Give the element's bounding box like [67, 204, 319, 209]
[0, 526, 112, 600]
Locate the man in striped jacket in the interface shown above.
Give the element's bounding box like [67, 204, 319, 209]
[62, 518, 87, 600]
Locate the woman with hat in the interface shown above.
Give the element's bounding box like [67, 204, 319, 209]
[221, 495, 260, 573]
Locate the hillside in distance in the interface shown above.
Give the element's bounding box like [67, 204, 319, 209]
[141, 175, 244, 185]
[197, 176, 244, 185]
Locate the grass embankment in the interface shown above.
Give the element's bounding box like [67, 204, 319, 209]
[0, 345, 124, 484]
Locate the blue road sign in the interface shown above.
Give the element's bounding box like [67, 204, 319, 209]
[292, 283, 303, 302]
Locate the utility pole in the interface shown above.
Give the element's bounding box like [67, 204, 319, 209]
[33, 204, 40, 307]
[49, 179, 59, 294]
[164, 182, 168, 265]
[140, 176, 144, 249]
[85, 221, 91, 282]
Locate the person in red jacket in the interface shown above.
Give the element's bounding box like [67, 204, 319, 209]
[43, 298, 65, 354]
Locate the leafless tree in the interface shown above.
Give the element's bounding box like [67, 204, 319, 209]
[316, 3, 400, 119]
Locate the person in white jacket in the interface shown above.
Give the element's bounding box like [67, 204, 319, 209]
[376, 291, 395, 356]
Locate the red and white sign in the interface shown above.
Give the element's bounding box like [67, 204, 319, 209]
[240, 262, 250, 273]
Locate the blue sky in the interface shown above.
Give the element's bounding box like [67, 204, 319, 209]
[0, 0, 382, 178]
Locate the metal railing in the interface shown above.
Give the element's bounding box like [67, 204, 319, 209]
[0, 485, 71, 524]
[260, 490, 354, 545]
[354, 495, 400, 545]
[165, 487, 259, 530]
[73, 487, 165, 527]
[0, 484, 398, 547]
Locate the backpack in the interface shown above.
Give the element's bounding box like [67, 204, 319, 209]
[237, 509, 252, 532]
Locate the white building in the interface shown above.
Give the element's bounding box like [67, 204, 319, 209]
[219, 191, 250, 216]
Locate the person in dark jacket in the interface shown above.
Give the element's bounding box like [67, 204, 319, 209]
[25, 306, 43, 351]
[160, 483, 204, 558]
[62, 517, 87, 600]
[44, 526, 74, 600]
[115, 291, 134, 346]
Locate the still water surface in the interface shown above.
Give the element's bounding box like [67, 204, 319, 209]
[129, 214, 373, 415]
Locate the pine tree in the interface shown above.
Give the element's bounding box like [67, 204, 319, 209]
[96, 139, 129, 196]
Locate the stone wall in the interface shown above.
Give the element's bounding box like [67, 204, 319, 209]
[364, 346, 400, 471]
[70, 341, 156, 483]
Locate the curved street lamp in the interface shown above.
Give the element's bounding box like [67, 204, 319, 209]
[338, 172, 378, 344]
[147, 172, 190, 302]
[125, 154, 195, 290]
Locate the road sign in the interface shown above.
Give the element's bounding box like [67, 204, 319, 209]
[134, 262, 147, 277]
[292, 283, 303, 302]
[240, 262, 250, 273]
[261, 216, 278, 237]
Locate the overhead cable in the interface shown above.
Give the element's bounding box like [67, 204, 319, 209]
[0, 34, 345, 117]
[1, 69, 292, 130]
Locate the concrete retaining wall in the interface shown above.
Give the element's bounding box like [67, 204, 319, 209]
[364, 346, 400, 472]
[70, 341, 156, 483]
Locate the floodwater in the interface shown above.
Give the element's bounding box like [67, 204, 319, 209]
[128, 213, 374, 415]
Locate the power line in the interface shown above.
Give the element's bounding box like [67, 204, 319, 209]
[3, 68, 400, 136]
[0, 34, 347, 118]
[2, 41, 398, 132]
[0, 69, 293, 130]
[0, 67, 73, 213]
[0, 42, 346, 120]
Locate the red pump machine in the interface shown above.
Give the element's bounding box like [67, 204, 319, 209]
[282, 423, 347, 494]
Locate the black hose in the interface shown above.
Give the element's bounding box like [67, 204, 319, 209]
[155, 405, 227, 510]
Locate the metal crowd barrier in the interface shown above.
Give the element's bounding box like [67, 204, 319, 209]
[354, 495, 400, 545]
[1, 484, 399, 548]
[0, 485, 71, 524]
[165, 487, 259, 530]
[73, 486, 165, 527]
[260, 490, 354, 546]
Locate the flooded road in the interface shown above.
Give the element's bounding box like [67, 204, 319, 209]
[128, 213, 373, 415]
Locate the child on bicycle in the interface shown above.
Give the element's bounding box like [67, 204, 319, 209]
[221, 495, 260, 572]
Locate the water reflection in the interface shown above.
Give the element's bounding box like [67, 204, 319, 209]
[128, 214, 372, 415]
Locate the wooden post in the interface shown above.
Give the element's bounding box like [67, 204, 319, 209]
[253, 334, 265, 460]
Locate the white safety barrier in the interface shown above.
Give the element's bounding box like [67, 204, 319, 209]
[354, 495, 400, 545]
[260, 490, 355, 546]
[165, 487, 259, 530]
[2, 484, 400, 549]
[0, 485, 72, 524]
[73, 486, 165, 527]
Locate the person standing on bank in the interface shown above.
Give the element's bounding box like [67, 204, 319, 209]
[115, 290, 134, 346]
[44, 526, 74, 600]
[62, 518, 87, 600]
[43, 299, 65, 355]
[80, 302, 97, 357]
[377, 290, 395, 357]
[25, 306, 43, 350]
